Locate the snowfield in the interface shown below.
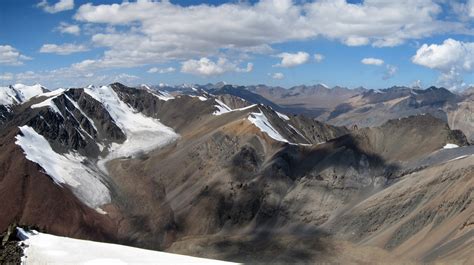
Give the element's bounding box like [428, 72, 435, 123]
[17, 228, 238, 265]
[84, 85, 179, 171]
[0, 86, 20, 106]
[12, 84, 45, 102]
[15, 126, 110, 208]
[0, 84, 45, 107]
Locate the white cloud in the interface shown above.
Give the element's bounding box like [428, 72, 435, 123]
[361, 58, 385, 66]
[270, 72, 284, 80]
[39, 43, 89, 55]
[147, 67, 176, 74]
[56, 22, 80, 35]
[314, 53, 324, 63]
[412, 38, 474, 89]
[0, 73, 14, 81]
[181, 57, 253, 76]
[275, 52, 309, 67]
[0, 45, 32, 66]
[70, 0, 470, 70]
[344, 36, 370, 47]
[37, 0, 74, 14]
[383, 64, 398, 80]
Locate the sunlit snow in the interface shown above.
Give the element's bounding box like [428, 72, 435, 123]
[84, 86, 179, 171]
[0, 84, 45, 107]
[248, 111, 289, 143]
[18, 228, 238, 265]
[15, 126, 110, 208]
[443, 143, 460, 149]
[213, 99, 232, 115]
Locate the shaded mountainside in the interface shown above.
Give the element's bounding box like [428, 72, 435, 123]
[0, 82, 472, 264]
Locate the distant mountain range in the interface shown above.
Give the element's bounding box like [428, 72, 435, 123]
[149, 83, 473, 143]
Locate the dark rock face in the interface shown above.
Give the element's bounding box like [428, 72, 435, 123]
[65, 89, 125, 143]
[0, 106, 12, 126]
[21, 90, 126, 157]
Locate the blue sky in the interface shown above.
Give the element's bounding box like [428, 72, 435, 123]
[0, 0, 473, 90]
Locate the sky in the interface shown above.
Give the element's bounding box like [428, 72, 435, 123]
[0, 0, 473, 90]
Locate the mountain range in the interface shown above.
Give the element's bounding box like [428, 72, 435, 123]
[0, 82, 472, 264]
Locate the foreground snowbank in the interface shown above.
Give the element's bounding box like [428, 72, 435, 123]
[17, 228, 238, 265]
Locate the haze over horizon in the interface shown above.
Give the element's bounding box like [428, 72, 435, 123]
[1, 0, 474, 90]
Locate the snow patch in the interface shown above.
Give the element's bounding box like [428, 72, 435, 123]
[276, 111, 290, 121]
[30, 89, 66, 117]
[189, 95, 208, 101]
[443, 143, 459, 149]
[213, 99, 232, 115]
[17, 229, 237, 265]
[148, 89, 175, 101]
[248, 111, 288, 143]
[213, 99, 257, 116]
[15, 126, 110, 208]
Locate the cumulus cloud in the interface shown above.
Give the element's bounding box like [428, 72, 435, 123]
[275, 52, 310, 67]
[412, 38, 474, 89]
[39, 43, 89, 55]
[70, 0, 470, 70]
[147, 67, 176, 74]
[270, 72, 284, 80]
[37, 0, 74, 14]
[181, 57, 253, 76]
[314, 53, 324, 63]
[0, 45, 32, 66]
[56, 22, 80, 35]
[361, 58, 384, 66]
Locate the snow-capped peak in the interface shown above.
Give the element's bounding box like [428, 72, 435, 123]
[0, 83, 46, 107]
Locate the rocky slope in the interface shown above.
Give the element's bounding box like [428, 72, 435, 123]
[0, 82, 472, 264]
